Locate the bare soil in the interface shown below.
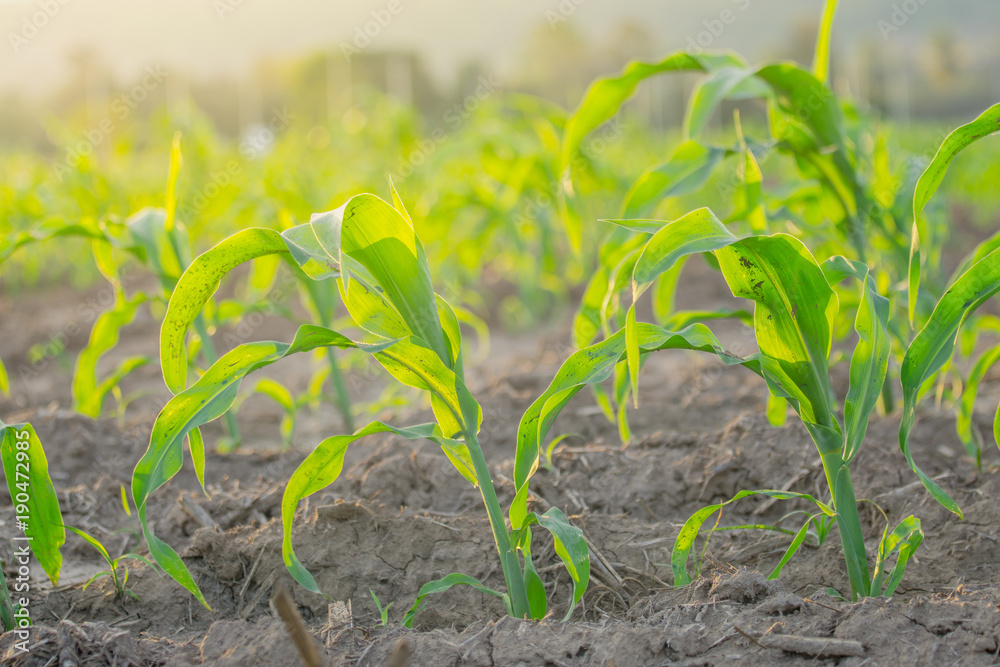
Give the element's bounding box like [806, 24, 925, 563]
[3, 270, 1000, 666]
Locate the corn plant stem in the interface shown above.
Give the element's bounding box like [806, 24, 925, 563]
[880, 374, 896, 414]
[298, 278, 355, 433]
[832, 468, 870, 599]
[814, 437, 869, 600]
[192, 314, 241, 447]
[802, 152, 867, 263]
[312, 290, 354, 433]
[461, 427, 530, 619]
[323, 347, 354, 432]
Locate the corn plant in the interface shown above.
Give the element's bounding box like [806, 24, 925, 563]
[529, 206, 928, 600]
[370, 589, 392, 626]
[557, 0, 1000, 457]
[132, 189, 590, 623]
[63, 525, 152, 602]
[1, 420, 65, 631]
[0, 137, 238, 445]
[899, 102, 1000, 494]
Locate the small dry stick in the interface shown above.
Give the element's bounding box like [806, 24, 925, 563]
[179, 495, 218, 529]
[734, 625, 767, 648]
[272, 580, 324, 667]
[765, 634, 864, 658]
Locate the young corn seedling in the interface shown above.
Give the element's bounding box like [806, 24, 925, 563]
[0, 135, 357, 447]
[1, 420, 66, 632]
[63, 525, 152, 602]
[370, 589, 392, 626]
[132, 189, 590, 623]
[0, 135, 241, 446]
[531, 208, 922, 601]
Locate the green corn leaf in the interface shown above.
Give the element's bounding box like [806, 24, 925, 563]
[250, 379, 298, 447]
[871, 515, 923, 597]
[561, 52, 744, 171]
[1, 421, 65, 586]
[766, 395, 788, 427]
[651, 257, 688, 323]
[755, 64, 863, 256]
[389, 177, 412, 225]
[73, 291, 149, 417]
[684, 67, 758, 139]
[956, 342, 1000, 462]
[620, 141, 729, 219]
[950, 228, 1000, 284]
[377, 337, 482, 440]
[993, 401, 1000, 454]
[755, 64, 847, 162]
[164, 132, 182, 233]
[572, 232, 645, 348]
[64, 525, 113, 568]
[250, 378, 296, 413]
[126, 208, 187, 285]
[741, 147, 767, 233]
[1, 218, 107, 263]
[823, 257, 891, 464]
[767, 517, 816, 580]
[672, 489, 834, 586]
[663, 308, 754, 330]
[631, 208, 739, 300]
[160, 227, 289, 394]
[282, 421, 466, 593]
[140, 324, 481, 604]
[188, 428, 206, 494]
[559, 51, 745, 247]
[283, 195, 453, 368]
[514, 322, 765, 523]
[402, 573, 507, 628]
[613, 361, 633, 444]
[135, 325, 376, 606]
[812, 0, 839, 83]
[908, 103, 1000, 324]
[0, 358, 9, 397]
[524, 507, 591, 620]
[243, 252, 282, 303]
[899, 246, 1000, 518]
[86, 356, 152, 418]
[625, 306, 640, 405]
[716, 234, 839, 428]
[514, 528, 547, 620]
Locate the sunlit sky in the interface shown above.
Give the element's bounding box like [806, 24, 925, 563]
[1, 0, 997, 98]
